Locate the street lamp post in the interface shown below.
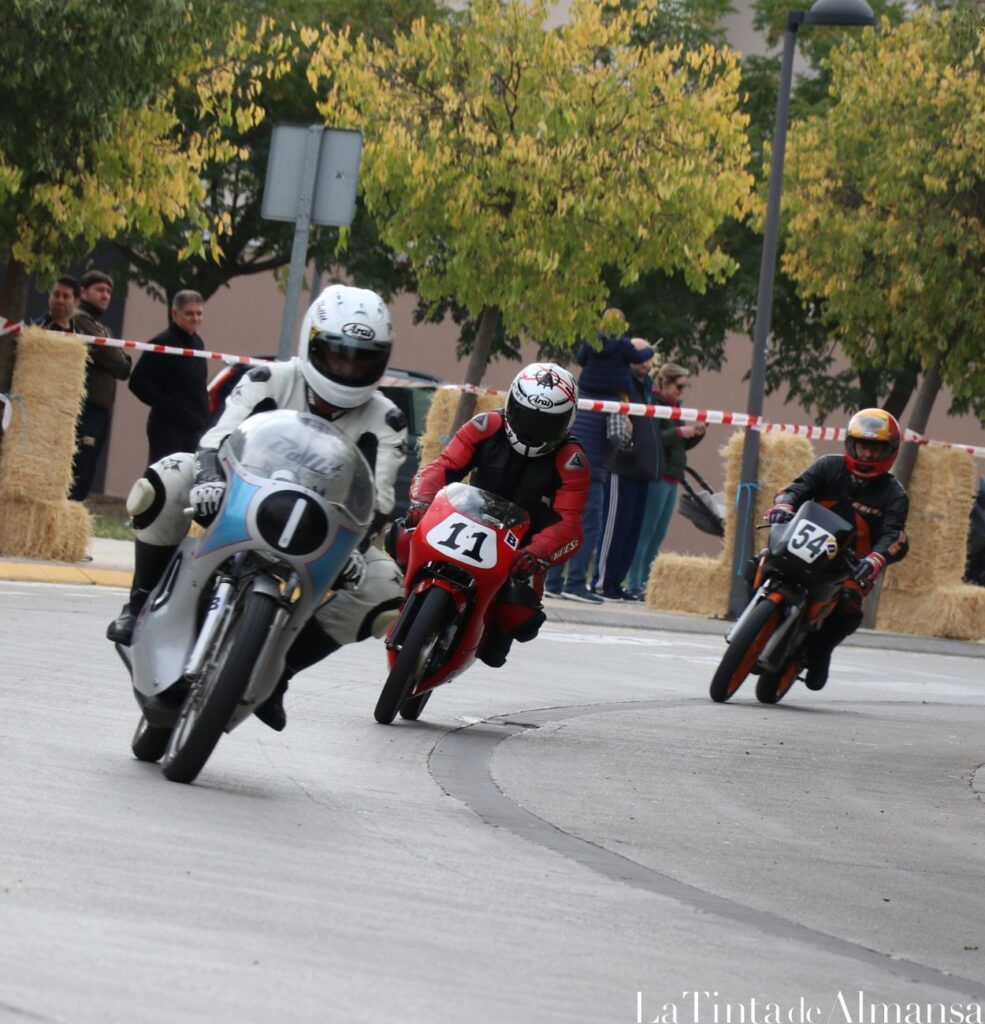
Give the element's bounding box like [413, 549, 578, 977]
[726, 0, 877, 618]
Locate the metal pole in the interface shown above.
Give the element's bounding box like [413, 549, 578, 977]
[277, 124, 324, 361]
[727, 13, 803, 617]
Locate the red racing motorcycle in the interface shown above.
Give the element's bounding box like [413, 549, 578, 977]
[376, 482, 540, 724]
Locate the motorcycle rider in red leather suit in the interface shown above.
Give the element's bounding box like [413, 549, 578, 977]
[406, 362, 591, 667]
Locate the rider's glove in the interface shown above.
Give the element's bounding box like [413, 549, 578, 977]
[851, 552, 886, 586]
[190, 449, 226, 519]
[764, 502, 795, 525]
[404, 500, 430, 528]
[336, 550, 367, 592]
[510, 550, 549, 579]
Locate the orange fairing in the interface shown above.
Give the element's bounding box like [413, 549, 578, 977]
[807, 595, 838, 625]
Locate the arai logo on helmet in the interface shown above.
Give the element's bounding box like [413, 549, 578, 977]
[527, 392, 557, 409]
[342, 322, 376, 341]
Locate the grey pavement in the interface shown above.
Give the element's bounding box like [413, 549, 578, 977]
[2, 579, 984, 1023]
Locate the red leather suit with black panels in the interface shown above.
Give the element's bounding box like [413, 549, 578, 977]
[410, 411, 591, 587]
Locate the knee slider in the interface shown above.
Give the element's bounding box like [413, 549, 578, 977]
[127, 473, 165, 529]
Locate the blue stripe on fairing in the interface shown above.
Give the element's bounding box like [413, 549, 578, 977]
[196, 470, 259, 558]
[306, 527, 362, 598]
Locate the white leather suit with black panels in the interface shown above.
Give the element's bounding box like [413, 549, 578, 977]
[129, 358, 408, 646]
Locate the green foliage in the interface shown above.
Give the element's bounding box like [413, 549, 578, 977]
[782, 9, 985, 420]
[119, 0, 445, 312]
[0, 2, 291, 289]
[309, 0, 751, 376]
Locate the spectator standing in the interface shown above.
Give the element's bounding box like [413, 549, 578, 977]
[624, 363, 705, 599]
[545, 311, 654, 603]
[594, 338, 663, 600]
[36, 275, 79, 333]
[69, 270, 132, 500]
[129, 290, 210, 464]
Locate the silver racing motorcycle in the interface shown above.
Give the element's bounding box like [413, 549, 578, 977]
[115, 410, 374, 784]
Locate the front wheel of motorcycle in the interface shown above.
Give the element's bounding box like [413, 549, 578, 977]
[709, 599, 782, 703]
[399, 690, 432, 721]
[162, 588, 277, 784]
[131, 715, 172, 763]
[755, 659, 801, 705]
[375, 587, 452, 725]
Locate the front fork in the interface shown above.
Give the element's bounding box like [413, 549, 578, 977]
[727, 584, 805, 674]
[183, 561, 294, 684]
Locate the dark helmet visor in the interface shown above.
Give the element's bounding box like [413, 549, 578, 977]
[505, 395, 569, 447]
[308, 330, 391, 388]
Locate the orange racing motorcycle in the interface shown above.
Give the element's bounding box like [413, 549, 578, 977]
[709, 500, 856, 704]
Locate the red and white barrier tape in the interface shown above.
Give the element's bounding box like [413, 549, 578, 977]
[0, 318, 23, 338]
[4, 324, 984, 458]
[441, 387, 985, 459]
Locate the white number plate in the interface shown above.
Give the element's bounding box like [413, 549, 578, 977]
[426, 513, 499, 568]
[786, 519, 837, 563]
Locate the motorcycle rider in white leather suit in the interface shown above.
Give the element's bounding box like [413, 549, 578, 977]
[106, 284, 409, 730]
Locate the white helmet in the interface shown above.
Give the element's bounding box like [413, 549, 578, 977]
[504, 362, 578, 457]
[298, 284, 394, 408]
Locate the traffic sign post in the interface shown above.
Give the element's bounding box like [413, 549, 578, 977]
[261, 124, 363, 360]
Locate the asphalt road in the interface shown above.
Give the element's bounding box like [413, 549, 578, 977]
[2, 580, 984, 1024]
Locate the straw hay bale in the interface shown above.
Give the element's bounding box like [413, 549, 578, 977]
[886, 448, 976, 594]
[645, 553, 730, 617]
[418, 388, 503, 468]
[0, 326, 86, 501]
[720, 429, 814, 537]
[0, 496, 91, 562]
[877, 585, 985, 641]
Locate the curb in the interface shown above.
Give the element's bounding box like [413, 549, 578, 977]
[0, 561, 131, 588]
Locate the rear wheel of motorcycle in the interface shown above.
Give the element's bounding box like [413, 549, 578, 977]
[755, 660, 800, 705]
[375, 588, 452, 725]
[162, 589, 277, 784]
[131, 715, 172, 763]
[399, 690, 433, 721]
[709, 600, 781, 703]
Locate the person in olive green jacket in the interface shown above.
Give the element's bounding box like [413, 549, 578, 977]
[69, 270, 131, 499]
[624, 362, 705, 598]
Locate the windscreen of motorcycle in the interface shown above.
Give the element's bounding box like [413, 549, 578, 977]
[444, 482, 529, 530]
[223, 410, 375, 528]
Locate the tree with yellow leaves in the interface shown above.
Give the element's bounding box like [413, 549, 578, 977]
[0, 3, 290, 321]
[309, 0, 751, 424]
[781, 8, 985, 477]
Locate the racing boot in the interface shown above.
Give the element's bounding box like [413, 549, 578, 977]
[106, 540, 177, 645]
[254, 619, 340, 731]
[804, 647, 833, 691]
[804, 612, 858, 691]
[477, 629, 513, 668]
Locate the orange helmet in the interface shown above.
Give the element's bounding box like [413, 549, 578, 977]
[844, 408, 901, 479]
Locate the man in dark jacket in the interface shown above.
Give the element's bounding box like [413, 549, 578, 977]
[594, 338, 664, 600]
[763, 408, 909, 690]
[69, 270, 132, 499]
[129, 290, 209, 464]
[544, 315, 654, 604]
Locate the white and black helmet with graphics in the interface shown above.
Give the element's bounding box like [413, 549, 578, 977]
[504, 362, 578, 457]
[298, 284, 394, 408]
